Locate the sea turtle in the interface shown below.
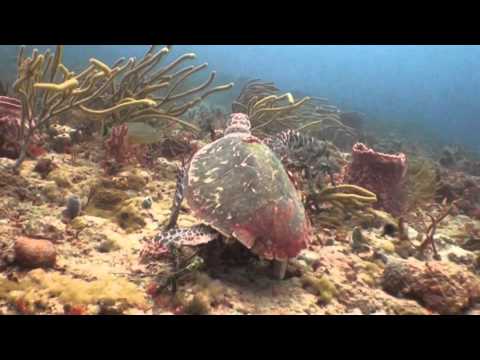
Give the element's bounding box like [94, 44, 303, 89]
[142, 113, 311, 280]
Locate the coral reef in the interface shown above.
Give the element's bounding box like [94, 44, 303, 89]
[1, 46, 480, 316]
[438, 144, 480, 176]
[341, 143, 408, 216]
[0, 95, 21, 118]
[382, 257, 480, 314]
[435, 170, 480, 219]
[2, 43, 232, 171]
[294, 98, 357, 149]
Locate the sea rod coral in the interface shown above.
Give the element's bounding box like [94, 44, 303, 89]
[232, 79, 356, 145]
[10, 45, 158, 171]
[97, 45, 234, 137]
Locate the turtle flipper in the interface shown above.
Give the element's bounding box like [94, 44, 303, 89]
[272, 260, 288, 280]
[141, 224, 220, 260]
[165, 163, 188, 231]
[163, 224, 220, 247]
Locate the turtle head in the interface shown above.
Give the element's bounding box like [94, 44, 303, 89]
[224, 113, 251, 136]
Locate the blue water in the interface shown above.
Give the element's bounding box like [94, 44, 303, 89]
[2, 45, 479, 151]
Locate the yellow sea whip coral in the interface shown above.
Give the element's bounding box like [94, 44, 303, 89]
[89, 58, 112, 75]
[232, 79, 356, 141]
[34, 78, 79, 92]
[79, 99, 157, 116]
[97, 45, 234, 138]
[307, 184, 378, 226]
[10, 45, 159, 171]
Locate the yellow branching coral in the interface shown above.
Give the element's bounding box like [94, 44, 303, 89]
[97, 45, 234, 137]
[89, 58, 112, 75]
[232, 79, 356, 141]
[79, 99, 156, 116]
[233, 81, 310, 136]
[34, 78, 79, 92]
[308, 184, 378, 227]
[11, 45, 160, 171]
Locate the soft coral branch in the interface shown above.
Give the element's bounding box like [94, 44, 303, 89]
[0, 97, 45, 159]
[102, 124, 149, 174]
[418, 200, 459, 259]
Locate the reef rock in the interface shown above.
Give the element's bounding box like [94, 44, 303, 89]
[14, 237, 56, 268]
[23, 216, 65, 241]
[382, 257, 480, 314]
[112, 169, 151, 191]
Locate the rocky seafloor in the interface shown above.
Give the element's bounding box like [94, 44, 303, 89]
[0, 141, 480, 316]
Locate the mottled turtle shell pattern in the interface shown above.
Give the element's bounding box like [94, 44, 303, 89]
[185, 131, 311, 261]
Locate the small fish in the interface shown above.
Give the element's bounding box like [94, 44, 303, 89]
[123, 122, 166, 145]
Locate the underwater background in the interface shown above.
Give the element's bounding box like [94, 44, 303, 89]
[2, 44, 480, 315]
[1, 45, 480, 151]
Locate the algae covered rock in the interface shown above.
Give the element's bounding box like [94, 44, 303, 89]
[115, 197, 147, 231]
[23, 216, 65, 241]
[47, 168, 73, 188]
[300, 274, 337, 304]
[113, 169, 151, 191]
[33, 158, 57, 178]
[42, 181, 69, 204]
[70, 215, 107, 231]
[14, 237, 56, 268]
[96, 238, 121, 253]
[88, 187, 129, 211]
[382, 257, 480, 314]
[0, 269, 148, 314]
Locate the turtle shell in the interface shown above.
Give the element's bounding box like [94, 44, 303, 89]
[185, 132, 311, 261]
